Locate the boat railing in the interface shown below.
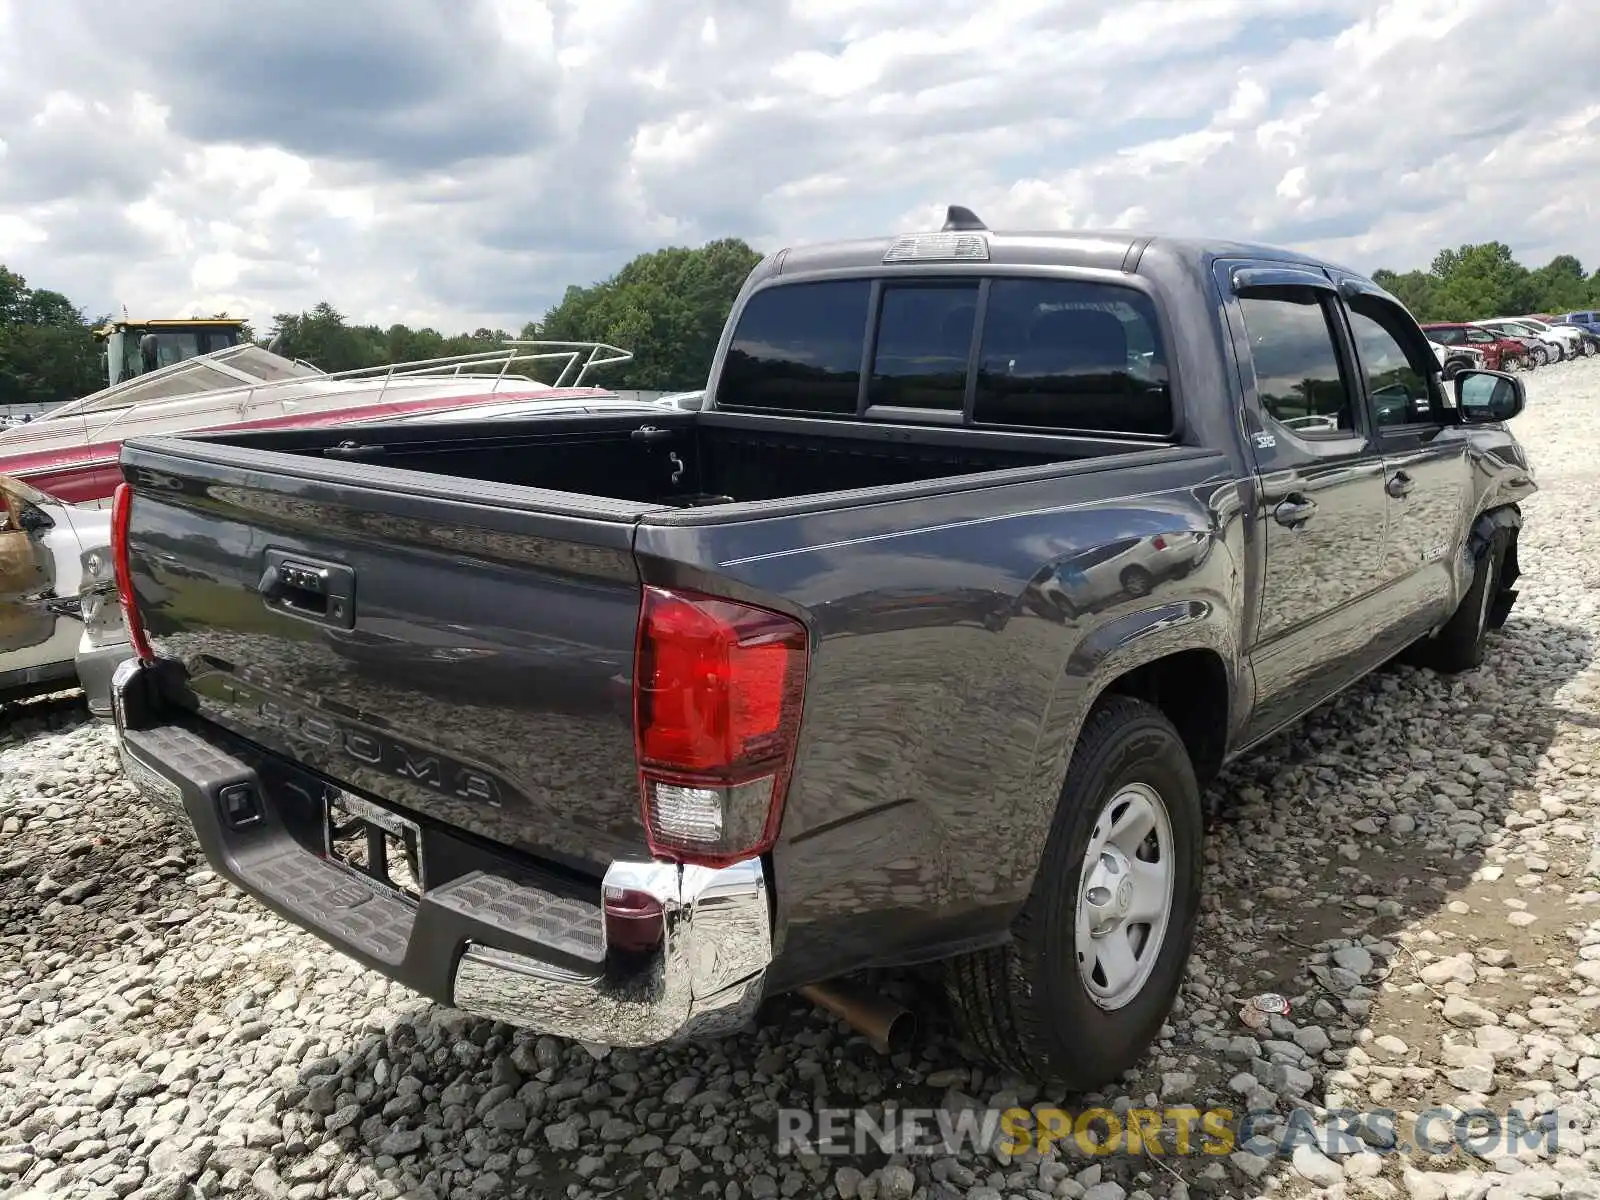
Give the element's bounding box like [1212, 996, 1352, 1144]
[56, 340, 633, 445]
[275, 340, 634, 395]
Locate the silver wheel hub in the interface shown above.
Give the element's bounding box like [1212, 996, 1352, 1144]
[1476, 554, 1495, 635]
[1075, 782, 1175, 1011]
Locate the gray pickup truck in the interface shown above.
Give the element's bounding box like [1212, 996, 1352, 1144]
[108, 209, 1533, 1087]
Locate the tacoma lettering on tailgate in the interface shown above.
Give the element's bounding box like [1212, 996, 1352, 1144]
[191, 672, 504, 807]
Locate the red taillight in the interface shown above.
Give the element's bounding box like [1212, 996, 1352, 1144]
[111, 483, 155, 661]
[633, 586, 808, 867]
[1151, 535, 1167, 551]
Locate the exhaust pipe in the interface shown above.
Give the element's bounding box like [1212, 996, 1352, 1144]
[799, 981, 916, 1055]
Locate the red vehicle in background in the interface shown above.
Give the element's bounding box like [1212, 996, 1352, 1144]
[1422, 323, 1532, 372]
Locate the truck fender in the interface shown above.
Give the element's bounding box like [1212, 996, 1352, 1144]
[1468, 503, 1521, 559]
[1002, 599, 1241, 909]
[1465, 504, 1521, 628]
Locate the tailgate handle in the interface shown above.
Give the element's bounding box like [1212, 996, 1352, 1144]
[258, 550, 356, 629]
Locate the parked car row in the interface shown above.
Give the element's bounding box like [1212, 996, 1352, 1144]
[1423, 314, 1600, 371]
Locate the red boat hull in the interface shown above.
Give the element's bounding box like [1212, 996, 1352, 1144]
[1, 387, 611, 504]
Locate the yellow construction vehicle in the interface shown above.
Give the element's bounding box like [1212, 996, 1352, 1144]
[92, 317, 248, 387]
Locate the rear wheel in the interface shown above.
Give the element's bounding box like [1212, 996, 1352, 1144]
[944, 696, 1203, 1087]
[1534, 346, 1550, 367]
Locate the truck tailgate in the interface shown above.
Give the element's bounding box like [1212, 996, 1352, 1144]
[119, 440, 655, 873]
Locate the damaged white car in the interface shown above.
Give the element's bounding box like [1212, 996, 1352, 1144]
[0, 474, 129, 716]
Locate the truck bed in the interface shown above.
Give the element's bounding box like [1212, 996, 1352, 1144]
[167, 409, 1167, 512]
[115, 406, 1193, 883]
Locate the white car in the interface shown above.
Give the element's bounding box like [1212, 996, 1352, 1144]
[1472, 318, 1573, 363]
[1, 474, 129, 716]
[1512, 316, 1588, 359]
[1429, 340, 1485, 379]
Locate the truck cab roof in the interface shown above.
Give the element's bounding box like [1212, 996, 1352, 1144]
[757, 225, 1367, 288]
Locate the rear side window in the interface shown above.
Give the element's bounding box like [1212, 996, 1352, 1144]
[972, 279, 1172, 435]
[718, 280, 870, 415]
[1237, 292, 1357, 436]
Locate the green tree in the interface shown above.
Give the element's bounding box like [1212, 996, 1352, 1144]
[1377, 242, 1600, 322]
[1373, 269, 1437, 319]
[1528, 255, 1589, 314]
[265, 302, 388, 373]
[0, 265, 103, 406]
[539, 239, 762, 389]
[1428, 242, 1538, 321]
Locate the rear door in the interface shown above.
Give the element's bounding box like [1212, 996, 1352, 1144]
[1213, 261, 1392, 740]
[1332, 275, 1471, 640]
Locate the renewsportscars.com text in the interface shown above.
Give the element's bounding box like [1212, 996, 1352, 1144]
[775, 1105, 1568, 1159]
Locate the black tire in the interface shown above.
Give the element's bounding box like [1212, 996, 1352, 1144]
[944, 696, 1203, 1087]
[1534, 346, 1549, 367]
[1120, 565, 1154, 598]
[1442, 360, 1465, 381]
[1415, 529, 1507, 673]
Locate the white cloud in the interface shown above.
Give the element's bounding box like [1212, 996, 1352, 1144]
[0, 0, 1594, 335]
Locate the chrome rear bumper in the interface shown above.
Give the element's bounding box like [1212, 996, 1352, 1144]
[110, 656, 773, 1047]
[452, 859, 771, 1045]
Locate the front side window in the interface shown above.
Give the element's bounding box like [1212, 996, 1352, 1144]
[1237, 292, 1356, 436]
[1346, 301, 1437, 427]
[972, 278, 1172, 434]
[718, 280, 871, 415]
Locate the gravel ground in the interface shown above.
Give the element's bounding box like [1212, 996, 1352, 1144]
[4, 358, 1600, 1200]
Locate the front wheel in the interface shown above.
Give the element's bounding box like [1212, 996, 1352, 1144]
[1414, 530, 1507, 673]
[944, 696, 1203, 1087]
[1534, 346, 1550, 367]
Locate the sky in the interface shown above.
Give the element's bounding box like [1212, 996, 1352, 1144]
[0, 0, 1596, 334]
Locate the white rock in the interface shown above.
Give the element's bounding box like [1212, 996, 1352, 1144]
[1291, 1144, 1342, 1187]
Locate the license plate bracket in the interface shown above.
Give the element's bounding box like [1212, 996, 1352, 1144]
[323, 790, 425, 901]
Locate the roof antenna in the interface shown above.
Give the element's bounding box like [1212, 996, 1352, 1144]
[942, 205, 987, 232]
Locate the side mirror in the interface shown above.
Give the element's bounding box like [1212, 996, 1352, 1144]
[1456, 370, 1524, 423]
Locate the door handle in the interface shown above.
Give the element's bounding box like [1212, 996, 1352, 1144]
[258, 550, 356, 629]
[1272, 495, 1318, 528]
[1386, 472, 1414, 499]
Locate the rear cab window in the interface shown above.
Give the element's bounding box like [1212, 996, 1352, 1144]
[716, 276, 1174, 437]
[716, 280, 870, 416]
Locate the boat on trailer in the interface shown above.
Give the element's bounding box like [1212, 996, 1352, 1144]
[0, 333, 633, 506]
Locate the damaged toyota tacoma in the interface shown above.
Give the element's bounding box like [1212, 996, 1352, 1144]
[107, 210, 1534, 1087]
